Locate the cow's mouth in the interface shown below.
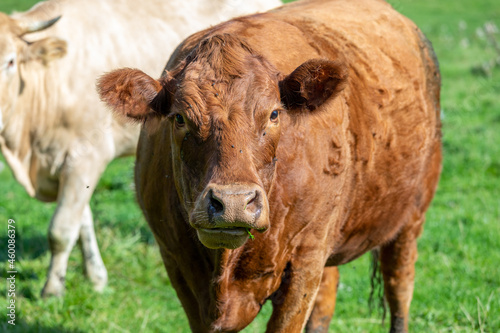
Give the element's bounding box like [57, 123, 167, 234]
[191, 183, 271, 249]
[196, 227, 250, 249]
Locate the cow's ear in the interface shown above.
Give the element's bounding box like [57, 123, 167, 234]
[97, 68, 172, 122]
[22, 37, 67, 65]
[280, 59, 348, 112]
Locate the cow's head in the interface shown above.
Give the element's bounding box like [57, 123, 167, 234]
[98, 34, 347, 249]
[0, 12, 66, 132]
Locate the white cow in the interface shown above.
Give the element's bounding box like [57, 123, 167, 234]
[0, 0, 281, 297]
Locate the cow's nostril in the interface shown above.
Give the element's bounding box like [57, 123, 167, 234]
[245, 191, 261, 214]
[209, 196, 224, 215]
[246, 195, 256, 207]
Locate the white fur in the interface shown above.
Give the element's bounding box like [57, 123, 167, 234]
[0, 106, 3, 132]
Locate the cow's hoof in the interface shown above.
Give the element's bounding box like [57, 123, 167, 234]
[85, 263, 108, 292]
[41, 280, 65, 298]
[90, 273, 108, 293]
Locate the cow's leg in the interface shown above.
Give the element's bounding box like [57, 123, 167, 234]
[380, 217, 424, 333]
[41, 157, 107, 297]
[42, 205, 82, 297]
[78, 204, 107, 291]
[159, 248, 209, 332]
[305, 266, 339, 333]
[266, 261, 324, 332]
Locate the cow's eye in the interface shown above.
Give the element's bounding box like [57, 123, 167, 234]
[3, 57, 15, 72]
[270, 110, 279, 122]
[175, 114, 185, 126]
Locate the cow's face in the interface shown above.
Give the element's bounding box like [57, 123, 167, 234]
[98, 35, 347, 249]
[0, 13, 66, 132]
[166, 43, 283, 249]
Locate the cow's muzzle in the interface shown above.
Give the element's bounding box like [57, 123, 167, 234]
[191, 183, 270, 249]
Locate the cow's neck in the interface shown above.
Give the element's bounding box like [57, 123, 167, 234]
[208, 232, 289, 330]
[0, 61, 58, 196]
[208, 249, 266, 330]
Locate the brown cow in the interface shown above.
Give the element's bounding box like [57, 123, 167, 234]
[98, 0, 442, 331]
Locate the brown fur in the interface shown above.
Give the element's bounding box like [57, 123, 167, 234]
[97, 69, 167, 121]
[98, 0, 442, 331]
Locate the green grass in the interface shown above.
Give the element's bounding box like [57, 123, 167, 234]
[1, 0, 500, 332]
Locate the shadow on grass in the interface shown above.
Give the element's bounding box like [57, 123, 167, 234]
[0, 320, 84, 333]
[0, 207, 155, 263]
[0, 233, 48, 261]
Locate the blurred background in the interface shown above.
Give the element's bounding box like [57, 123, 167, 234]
[1, 0, 499, 332]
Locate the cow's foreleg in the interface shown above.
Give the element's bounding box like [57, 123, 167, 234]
[305, 266, 339, 333]
[266, 263, 324, 333]
[78, 204, 107, 291]
[41, 159, 106, 297]
[380, 217, 424, 333]
[42, 205, 81, 297]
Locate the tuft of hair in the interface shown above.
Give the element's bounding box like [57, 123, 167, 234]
[97, 68, 164, 122]
[188, 33, 257, 80]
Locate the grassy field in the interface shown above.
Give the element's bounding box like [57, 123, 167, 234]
[1, 0, 499, 332]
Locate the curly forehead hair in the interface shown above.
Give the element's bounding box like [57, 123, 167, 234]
[168, 33, 281, 138]
[172, 32, 280, 84]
